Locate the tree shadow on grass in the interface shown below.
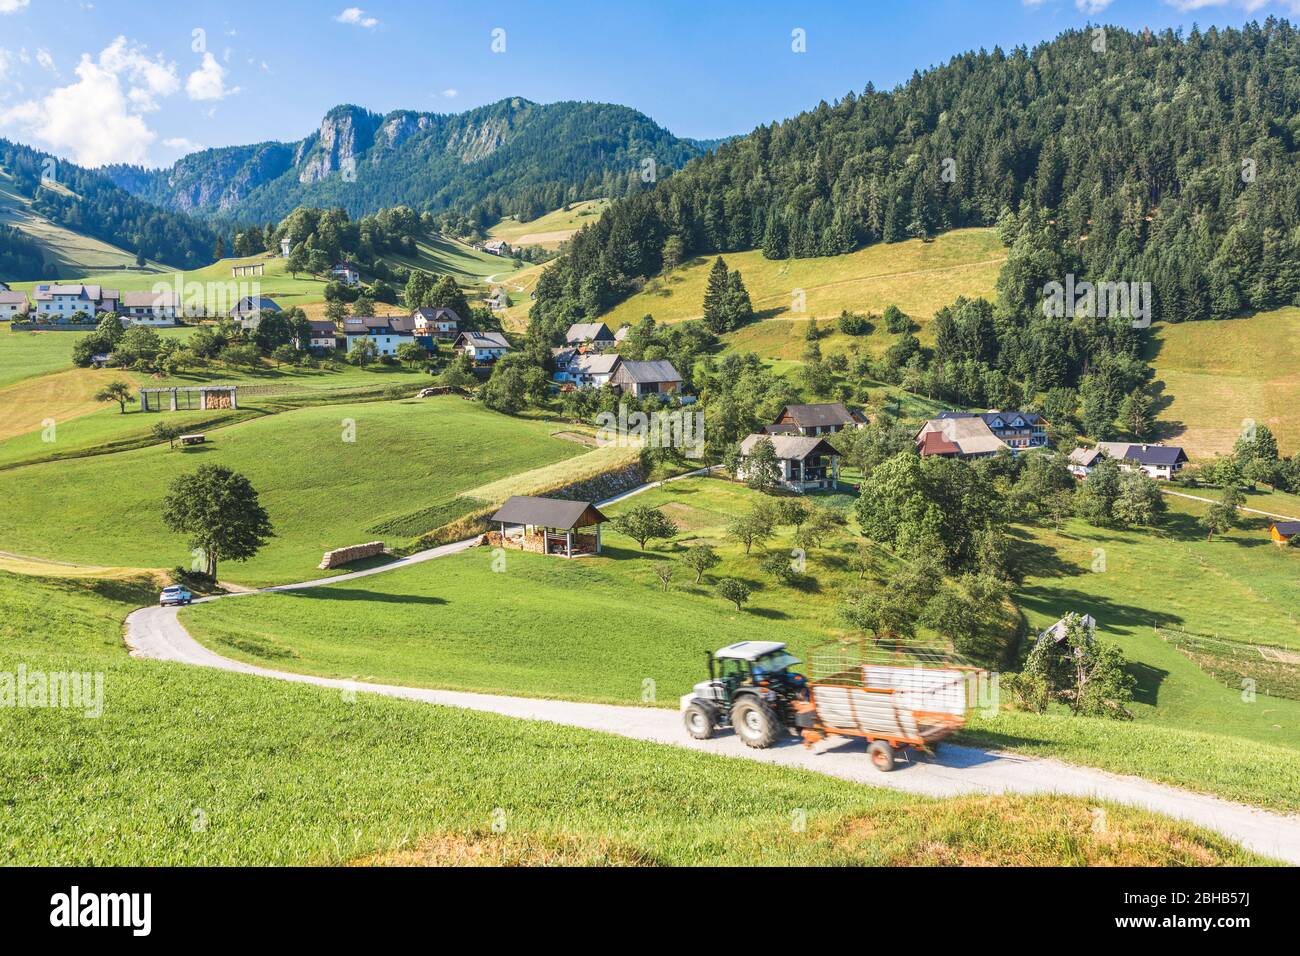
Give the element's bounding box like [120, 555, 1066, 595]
[1014, 585, 1183, 635]
[1128, 660, 1169, 708]
[746, 606, 790, 620]
[279, 589, 446, 606]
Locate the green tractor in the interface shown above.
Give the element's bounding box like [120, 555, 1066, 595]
[680, 641, 809, 748]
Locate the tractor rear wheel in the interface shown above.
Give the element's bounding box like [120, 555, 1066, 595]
[682, 702, 716, 740]
[868, 740, 896, 772]
[731, 698, 781, 749]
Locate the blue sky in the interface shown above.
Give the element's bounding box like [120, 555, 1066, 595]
[0, 0, 1295, 168]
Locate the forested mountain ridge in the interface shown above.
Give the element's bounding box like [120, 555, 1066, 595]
[0, 139, 220, 272]
[534, 21, 1300, 333]
[104, 98, 708, 228]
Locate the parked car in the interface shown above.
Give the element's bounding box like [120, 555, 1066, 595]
[159, 585, 193, 607]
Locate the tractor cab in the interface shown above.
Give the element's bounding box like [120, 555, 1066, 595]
[680, 642, 807, 746]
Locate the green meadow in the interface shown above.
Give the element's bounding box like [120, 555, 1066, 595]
[183, 476, 1300, 810]
[0, 571, 1258, 866]
[0, 396, 589, 584]
[599, 228, 1005, 345]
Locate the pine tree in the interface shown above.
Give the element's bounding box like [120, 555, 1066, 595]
[702, 257, 730, 333]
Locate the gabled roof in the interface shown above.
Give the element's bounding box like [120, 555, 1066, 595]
[940, 410, 1045, 429]
[918, 430, 961, 457]
[0, 291, 28, 305]
[489, 496, 608, 530]
[233, 296, 280, 313]
[306, 320, 339, 335]
[613, 359, 681, 384]
[565, 322, 614, 343]
[120, 290, 178, 308]
[457, 331, 510, 349]
[568, 353, 621, 376]
[1037, 614, 1097, 646]
[775, 402, 859, 428]
[916, 418, 1006, 456]
[1123, 444, 1188, 467]
[739, 433, 838, 462]
[411, 306, 460, 324]
[613, 325, 630, 341]
[1271, 521, 1300, 537]
[343, 315, 412, 335]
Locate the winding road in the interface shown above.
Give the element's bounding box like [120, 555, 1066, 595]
[121, 473, 1300, 864]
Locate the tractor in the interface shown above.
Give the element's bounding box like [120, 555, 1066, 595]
[680, 641, 809, 748]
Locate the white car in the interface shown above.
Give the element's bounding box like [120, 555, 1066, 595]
[159, 585, 193, 607]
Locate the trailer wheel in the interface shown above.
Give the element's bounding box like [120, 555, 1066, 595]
[868, 740, 896, 772]
[682, 702, 716, 740]
[731, 698, 781, 749]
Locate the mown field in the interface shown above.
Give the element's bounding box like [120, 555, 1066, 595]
[599, 229, 1005, 352]
[184, 475, 1300, 810]
[1148, 307, 1300, 458]
[0, 570, 1267, 866]
[486, 200, 609, 249]
[0, 397, 590, 585]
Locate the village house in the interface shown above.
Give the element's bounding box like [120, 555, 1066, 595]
[938, 410, 1049, 450]
[1069, 442, 1189, 481]
[564, 322, 616, 349]
[488, 495, 609, 558]
[0, 289, 29, 317]
[32, 283, 120, 319]
[411, 306, 461, 340]
[610, 359, 682, 397]
[915, 416, 1008, 459]
[737, 433, 841, 493]
[487, 288, 509, 311]
[119, 290, 179, 326]
[766, 402, 864, 436]
[1269, 521, 1300, 545]
[342, 316, 414, 357]
[230, 296, 281, 328]
[455, 330, 511, 364]
[613, 325, 630, 345]
[553, 350, 621, 388]
[482, 239, 511, 257]
[301, 320, 341, 352]
[330, 261, 362, 286]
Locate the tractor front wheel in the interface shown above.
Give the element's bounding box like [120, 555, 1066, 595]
[868, 740, 896, 772]
[731, 698, 781, 749]
[682, 702, 716, 740]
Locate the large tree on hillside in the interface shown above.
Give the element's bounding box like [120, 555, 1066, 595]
[163, 465, 274, 580]
[701, 257, 730, 333]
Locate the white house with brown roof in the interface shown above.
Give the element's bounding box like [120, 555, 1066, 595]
[411, 306, 460, 340]
[564, 322, 616, 349]
[1069, 442, 1188, 481]
[915, 416, 1007, 459]
[0, 290, 29, 317]
[553, 350, 621, 388]
[737, 433, 841, 493]
[119, 289, 179, 325]
[482, 239, 511, 257]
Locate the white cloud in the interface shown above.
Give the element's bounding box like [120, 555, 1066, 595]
[35, 48, 55, 72]
[162, 136, 202, 153]
[186, 52, 238, 101]
[1164, 0, 1300, 11]
[336, 7, 379, 28]
[1076, 0, 1115, 12]
[0, 37, 181, 167]
[0, 0, 31, 14]
[441, 88, 458, 98]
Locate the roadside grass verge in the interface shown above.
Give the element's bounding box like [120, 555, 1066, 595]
[0, 570, 1266, 866]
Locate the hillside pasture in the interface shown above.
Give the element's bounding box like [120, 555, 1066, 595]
[0, 397, 588, 585]
[1149, 307, 1300, 457]
[598, 228, 1005, 344]
[0, 175, 157, 274]
[487, 199, 609, 249]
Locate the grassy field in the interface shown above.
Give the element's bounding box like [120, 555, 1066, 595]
[599, 229, 1005, 350]
[0, 571, 1259, 866]
[1009, 494, 1300, 750]
[390, 234, 529, 284]
[1149, 307, 1300, 458]
[0, 397, 590, 585]
[487, 200, 609, 250]
[0, 174, 159, 274]
[184, 475, 1300, 810]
